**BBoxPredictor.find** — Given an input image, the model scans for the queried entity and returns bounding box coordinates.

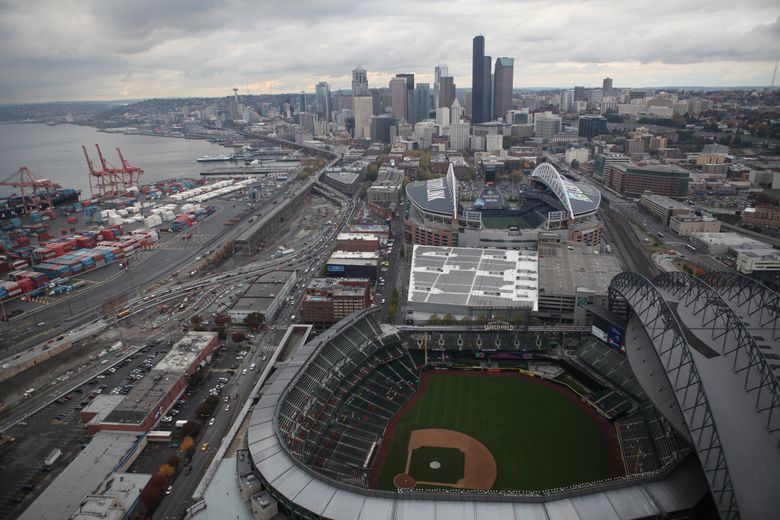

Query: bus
[686,244,696,252]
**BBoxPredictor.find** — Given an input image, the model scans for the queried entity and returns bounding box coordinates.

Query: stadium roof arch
[530,162,600,219]
[609,271,780,520]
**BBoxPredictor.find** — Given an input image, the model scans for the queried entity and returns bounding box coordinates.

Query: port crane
[0,166,61,214]
[83,145,121,199]
[116,147,143,191]
[83,144,143,198]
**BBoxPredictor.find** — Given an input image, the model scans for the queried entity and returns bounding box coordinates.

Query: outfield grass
[408,446,465,484]
[376,373,614,491]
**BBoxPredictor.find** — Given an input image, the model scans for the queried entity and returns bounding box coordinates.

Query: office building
[449,122,471,150]
[593,152,630,181]
[298,92,306,113]
[434,64,448,108]
[493,57,514,120]
[352,65,369,96]
[450,98,465,123]
[578,115,607,139]
[574,86,587,102]
[485,133,503,152]
[472,35,491,123]
[415,82,431,122]
[602,77,613,93]
[369,87,383,115]
[326,251,380,280]
[736,249,780,275]
[436,107,450,127]
[353,96,373,139]
[690,232,770,255]
[533,112,562,139]
[669,214,721,236]
[565,146,589,165]
[366,168,404,205]
[439,76,456,109]
[639,194,693,225]
[301,278,372,326]
[605,162,690,199]
[336,233,380,252]
[315,81,331,121]
[370,114,394,143]
[389,77,407,120]
[396,73,416,123]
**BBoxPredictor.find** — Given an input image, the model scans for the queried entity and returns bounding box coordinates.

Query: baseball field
[373,371,622,491]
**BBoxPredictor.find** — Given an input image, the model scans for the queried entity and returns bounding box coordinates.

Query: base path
[403,428,497,489]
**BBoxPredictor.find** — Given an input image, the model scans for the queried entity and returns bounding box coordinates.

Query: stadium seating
[578,338,647,400]
[277,313,423,487]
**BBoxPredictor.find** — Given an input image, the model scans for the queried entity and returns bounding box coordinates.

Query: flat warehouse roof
[537,244,622,297]
[409,245,538,311]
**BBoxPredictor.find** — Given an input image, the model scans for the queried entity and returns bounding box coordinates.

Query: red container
[16,236,30,247]
[67,217,78,224]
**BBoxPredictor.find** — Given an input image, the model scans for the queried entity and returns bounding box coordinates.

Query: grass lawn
[376,373,614,491]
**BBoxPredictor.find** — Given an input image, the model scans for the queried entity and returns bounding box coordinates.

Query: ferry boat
[196,154,234,162]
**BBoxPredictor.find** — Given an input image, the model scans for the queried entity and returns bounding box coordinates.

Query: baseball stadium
[245,304,741,519]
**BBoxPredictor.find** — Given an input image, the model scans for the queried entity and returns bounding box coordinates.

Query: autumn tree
[158,464,176,478]
[180,436,195,452]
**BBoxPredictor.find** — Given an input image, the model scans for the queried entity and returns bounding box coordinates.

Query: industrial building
[86,332,218,433]
[301,278,372,326]
[690,232,770,255]
[536,244,623,324]
[407,245,538,322]
[228,270,296,322]
[347,223,390,238]
[336,233,380,253]
[325,251,380,279]
[19,432,149,520]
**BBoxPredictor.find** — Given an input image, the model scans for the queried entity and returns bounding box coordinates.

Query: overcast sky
[0,0,778,104]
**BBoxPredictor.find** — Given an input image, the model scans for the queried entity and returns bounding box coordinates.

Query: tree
[570,159,580,169]
[181,420,202,439]
[231,331,245,343]
[428,313,440,325]
[190,315,202,326]
[243,312,265,329]
[180,436,195,452]
[196,396,219,418]
[158,464,176,478]
[166,455,181,468]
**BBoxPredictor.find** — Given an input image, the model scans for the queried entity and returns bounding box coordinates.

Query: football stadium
[404,162,604,249]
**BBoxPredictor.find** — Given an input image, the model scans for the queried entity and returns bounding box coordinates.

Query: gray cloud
[0,0,778,103]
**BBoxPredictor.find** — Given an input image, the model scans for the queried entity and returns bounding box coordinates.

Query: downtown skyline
[0,0,778,104]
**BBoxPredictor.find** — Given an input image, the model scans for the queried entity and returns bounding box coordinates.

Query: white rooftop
[409,245,538,311]
[155,331,217,372]
[692,232,769,248]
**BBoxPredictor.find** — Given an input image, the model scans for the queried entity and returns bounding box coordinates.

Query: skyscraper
[299,91,307,113]
[439,76,456,109]
[315,81,331,121]
[578,115,608,139]
[483,56,492,120]
[353,96,373,139]
[415,83,431,122]
[352,66,369,97]
[396,73,415,123]
[492,57,514,120]
[472,35,487,123]
[602,77,613,93]
[389,77,407,120]
[434,64,448,108]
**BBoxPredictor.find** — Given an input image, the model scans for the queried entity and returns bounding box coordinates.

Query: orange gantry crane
[82,144,143,199]
[0,166,61,213]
